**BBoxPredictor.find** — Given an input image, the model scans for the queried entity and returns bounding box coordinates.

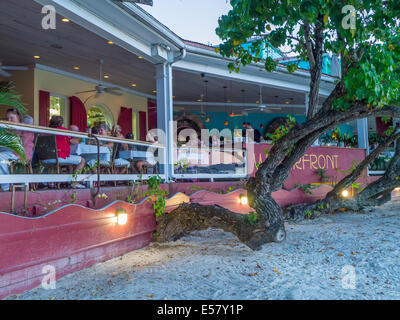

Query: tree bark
[155,202,285,251]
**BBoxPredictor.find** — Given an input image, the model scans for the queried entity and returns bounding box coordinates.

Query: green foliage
[248,211,258,225]
[304,210,312,218]
[0,84,27,115]
[294,183,318,195]
[217,1,400,112]
[316,169,331,183]
[0,128,26,162]
[142,175,167,217]
[0,85,27,162]
[265,115,296,144]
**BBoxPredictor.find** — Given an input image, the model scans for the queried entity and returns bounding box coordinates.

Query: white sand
[7,201,400,300]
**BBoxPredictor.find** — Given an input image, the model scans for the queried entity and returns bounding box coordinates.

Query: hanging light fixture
[260,124,264,129]
[229,82,235,117]
[202,80,209,122]
[223,85,228,125]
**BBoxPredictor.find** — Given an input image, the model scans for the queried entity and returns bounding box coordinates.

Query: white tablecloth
[70,144,111,162]
[119,150,149,160]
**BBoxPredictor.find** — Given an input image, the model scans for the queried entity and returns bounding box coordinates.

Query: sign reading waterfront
[248,144,367,189]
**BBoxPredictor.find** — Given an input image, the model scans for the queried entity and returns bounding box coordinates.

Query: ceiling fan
[0,61,28,78]
[243,86,281,113]
[76,59,123,100]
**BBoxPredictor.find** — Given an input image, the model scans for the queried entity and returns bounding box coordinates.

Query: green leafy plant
[294,183,318,195]
[142,175,167,217]
[248,211,258,225]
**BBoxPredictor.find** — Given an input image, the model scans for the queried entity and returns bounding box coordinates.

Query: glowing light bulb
[239,194,248,205]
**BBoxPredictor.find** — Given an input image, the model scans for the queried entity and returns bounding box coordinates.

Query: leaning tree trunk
[156,199,286,251]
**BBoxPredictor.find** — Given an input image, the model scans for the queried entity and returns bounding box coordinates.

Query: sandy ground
[7,201,400,300]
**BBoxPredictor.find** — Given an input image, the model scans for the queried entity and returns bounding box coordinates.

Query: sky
[138,0,232,46]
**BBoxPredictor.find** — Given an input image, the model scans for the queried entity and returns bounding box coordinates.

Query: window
[49,95,66,120]
[87,104,113,130]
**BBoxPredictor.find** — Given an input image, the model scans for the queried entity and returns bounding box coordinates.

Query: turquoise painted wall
[175,111,353,137]
[191,112,306,134]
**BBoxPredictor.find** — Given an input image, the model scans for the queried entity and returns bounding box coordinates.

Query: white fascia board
[119,2,186,50]
[185,44,338,83]
[174,56,333,97]
[33,0,167,63]
[182,45,336,96]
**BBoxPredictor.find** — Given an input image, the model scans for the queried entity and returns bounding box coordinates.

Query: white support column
[305,93,309,117]
[156,62,174,180]
[357,118,369,155]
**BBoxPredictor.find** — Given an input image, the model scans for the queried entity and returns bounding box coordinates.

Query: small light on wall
[342,190,350,198]
[205,116,210,123]
[115,207,128,225]
[395,187,400,191]
[224,120,228,125]
[239,194,248,205]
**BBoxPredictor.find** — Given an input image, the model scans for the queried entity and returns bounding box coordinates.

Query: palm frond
[0,129,26,163]
[0,83,27,115]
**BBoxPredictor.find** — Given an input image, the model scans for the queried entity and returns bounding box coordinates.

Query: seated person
[134,132,158,174]
[111,125,129,173]
[6,109,35,162]
[87,123,130,170]
[68,124,83,145]
[111,125,128,152]
[44,116,86,178]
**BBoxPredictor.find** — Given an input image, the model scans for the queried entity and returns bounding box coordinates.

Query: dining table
[70,143,111,162]
[119,150,149,160]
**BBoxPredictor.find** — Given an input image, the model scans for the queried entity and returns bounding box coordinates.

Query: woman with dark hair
[6,109,35,161]
[45,116,86,182]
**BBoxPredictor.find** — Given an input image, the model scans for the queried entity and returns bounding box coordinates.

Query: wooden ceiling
[0,0,307,113]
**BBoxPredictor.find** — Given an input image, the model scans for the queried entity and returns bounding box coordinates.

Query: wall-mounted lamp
[113,207,128,225]
[239,194,248,205]
[341,190,350,198]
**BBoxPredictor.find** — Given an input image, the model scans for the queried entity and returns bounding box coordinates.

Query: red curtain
[69,96,87,132]
[117,107,132,138]
[139,111,147,141]
[148,100,157,131]
[376,117,393,138]
[39,90,50,127]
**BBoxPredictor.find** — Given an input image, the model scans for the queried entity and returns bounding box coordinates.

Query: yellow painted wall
[0,68,35,120]
[34,68,148,133]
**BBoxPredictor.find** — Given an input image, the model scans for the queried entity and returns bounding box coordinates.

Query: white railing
[0,122,249,185]
[0,121,167,186]
[172,147,248,181]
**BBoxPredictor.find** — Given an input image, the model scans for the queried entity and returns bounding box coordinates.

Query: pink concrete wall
[0,200,155,299]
